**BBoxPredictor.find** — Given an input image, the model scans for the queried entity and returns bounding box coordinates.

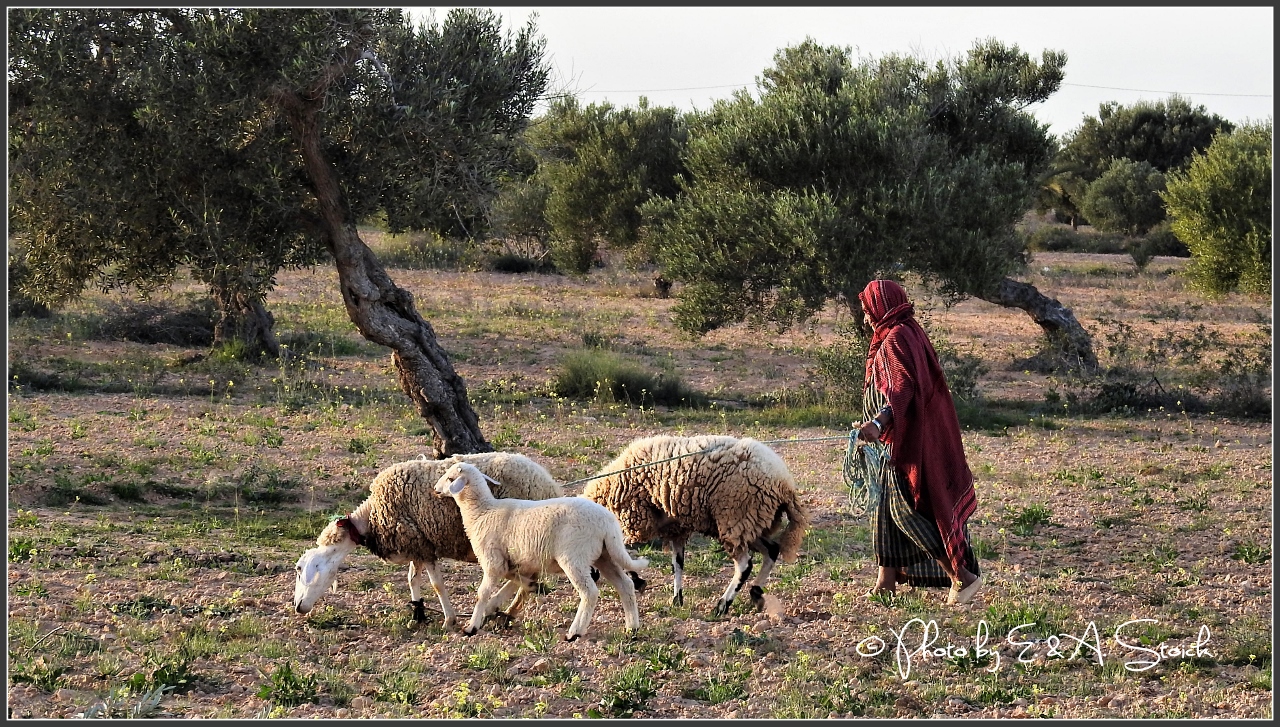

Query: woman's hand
[857,419,882,444]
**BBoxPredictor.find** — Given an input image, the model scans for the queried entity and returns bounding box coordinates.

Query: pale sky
[407,6,1275,139]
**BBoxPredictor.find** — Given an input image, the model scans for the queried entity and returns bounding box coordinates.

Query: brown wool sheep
[583,434,809,616]
[293,452,562,629]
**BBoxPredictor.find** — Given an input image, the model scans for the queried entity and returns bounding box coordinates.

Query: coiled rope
[842,428,889,518]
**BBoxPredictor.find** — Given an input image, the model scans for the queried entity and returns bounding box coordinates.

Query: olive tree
[1080,158,1167,236]
[9,8,550,455]
[645,38,1098,367]
[528,97,690,273]
[1162,121,1272,295]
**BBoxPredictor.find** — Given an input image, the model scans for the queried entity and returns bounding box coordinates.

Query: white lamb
[435,461,649,641]
[583,434,809,617]
[292,452,562,629]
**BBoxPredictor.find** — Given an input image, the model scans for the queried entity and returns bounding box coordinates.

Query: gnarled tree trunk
[209,271,280,360]
[978,277,1097,370]
[275,68,490,458]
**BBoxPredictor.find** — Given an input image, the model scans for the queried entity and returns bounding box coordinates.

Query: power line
[565,81,1271,98]
[1061,82,1271,98]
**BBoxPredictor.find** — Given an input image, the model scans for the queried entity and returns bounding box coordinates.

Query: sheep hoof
[565,633,580,643]
[410,599,427,623]
[628,571,647,593]
[462,626,478,637]
[671,592,683,607]
[712,600,731,617]
[749,586,765,610]
[444,617,457,630]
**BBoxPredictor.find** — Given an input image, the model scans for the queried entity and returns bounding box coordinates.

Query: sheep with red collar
[435,461,649,641]
[292,452,562,629]
[583,434,809,617]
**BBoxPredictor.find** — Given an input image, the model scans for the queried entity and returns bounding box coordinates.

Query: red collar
[335,515,366,547]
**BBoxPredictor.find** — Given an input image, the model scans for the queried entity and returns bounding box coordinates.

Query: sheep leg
[747,538,782,611]
[495,574,538,625]
[410,560,455,628]
[596,560,641,632]
[712,550,754,617]
[465,572,505,636]
[561,562,600,642]
[484,578,525,629]
[670,543,686,607]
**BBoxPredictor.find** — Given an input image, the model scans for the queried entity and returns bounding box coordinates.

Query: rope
[842,428,889,519]
[562,434,856,490]
[561,444,728,489]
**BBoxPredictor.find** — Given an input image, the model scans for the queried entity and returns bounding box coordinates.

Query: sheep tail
[604,529,649,573]
[776,490,810,564]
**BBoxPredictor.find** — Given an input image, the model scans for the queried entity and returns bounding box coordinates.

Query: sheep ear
[448,477,467,496]
[482,473,501,487]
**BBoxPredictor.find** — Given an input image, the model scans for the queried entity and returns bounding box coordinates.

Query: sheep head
[292,521,358,615]
[434,461,500,500]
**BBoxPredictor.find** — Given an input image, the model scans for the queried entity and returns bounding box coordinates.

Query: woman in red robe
[856,279,982,605]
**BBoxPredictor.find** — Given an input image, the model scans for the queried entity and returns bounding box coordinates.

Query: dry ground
[6,248,1273,719]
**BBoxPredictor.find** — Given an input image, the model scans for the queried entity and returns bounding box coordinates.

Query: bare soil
[6,250,1272,719]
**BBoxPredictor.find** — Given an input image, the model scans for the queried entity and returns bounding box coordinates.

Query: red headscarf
[858,279,977,576]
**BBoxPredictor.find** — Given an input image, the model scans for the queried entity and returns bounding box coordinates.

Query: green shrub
[257,661,319,708]
[1024,225,1127,254]
[591,662,658,718]
[1140,222,1190,257]
[553,349,707,408]
[365,230,481,271]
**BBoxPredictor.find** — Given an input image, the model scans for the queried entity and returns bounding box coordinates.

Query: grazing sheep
[583,434,809,616]
[435,461,649,641]
[292,452,562,629]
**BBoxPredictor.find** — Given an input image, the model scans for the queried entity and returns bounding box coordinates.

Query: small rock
[335,709,350,718]
[528,657,552,675]
[1013,698,1029,707]
[1039,696,1056,705]
[754,618,771,633]
[1096,695,1112,707]
[686,653,711,669]
[350,696,371,710]
[54,688,78,702]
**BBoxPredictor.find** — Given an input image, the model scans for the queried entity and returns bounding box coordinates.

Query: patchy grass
[5,252,1270,719]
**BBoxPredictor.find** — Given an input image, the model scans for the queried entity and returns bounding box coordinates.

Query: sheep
[582,434,809,617]
[292,452,562,629]
[435,461,650,641]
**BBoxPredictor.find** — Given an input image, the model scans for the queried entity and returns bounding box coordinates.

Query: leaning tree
[644,38,1098,368]
[9,8,550,456]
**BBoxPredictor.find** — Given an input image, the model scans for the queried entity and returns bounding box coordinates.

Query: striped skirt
[863,381,979,588]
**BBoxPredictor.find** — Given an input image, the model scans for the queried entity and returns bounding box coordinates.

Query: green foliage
[1023,225,1127,254]
[256,661,319,708]
[1057,96,1233,180]
[806,322,867,407]
[1162,121,1272,295]
[530,97,691,274]
[1081,158,1167,236]
[9,8,549,354]
[1232,541,1270,565]
[646,38,1064,335]
[552,348,708,408]
[591,662,658,718]
[487,160,555,269]
[1005,503,1053,536]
